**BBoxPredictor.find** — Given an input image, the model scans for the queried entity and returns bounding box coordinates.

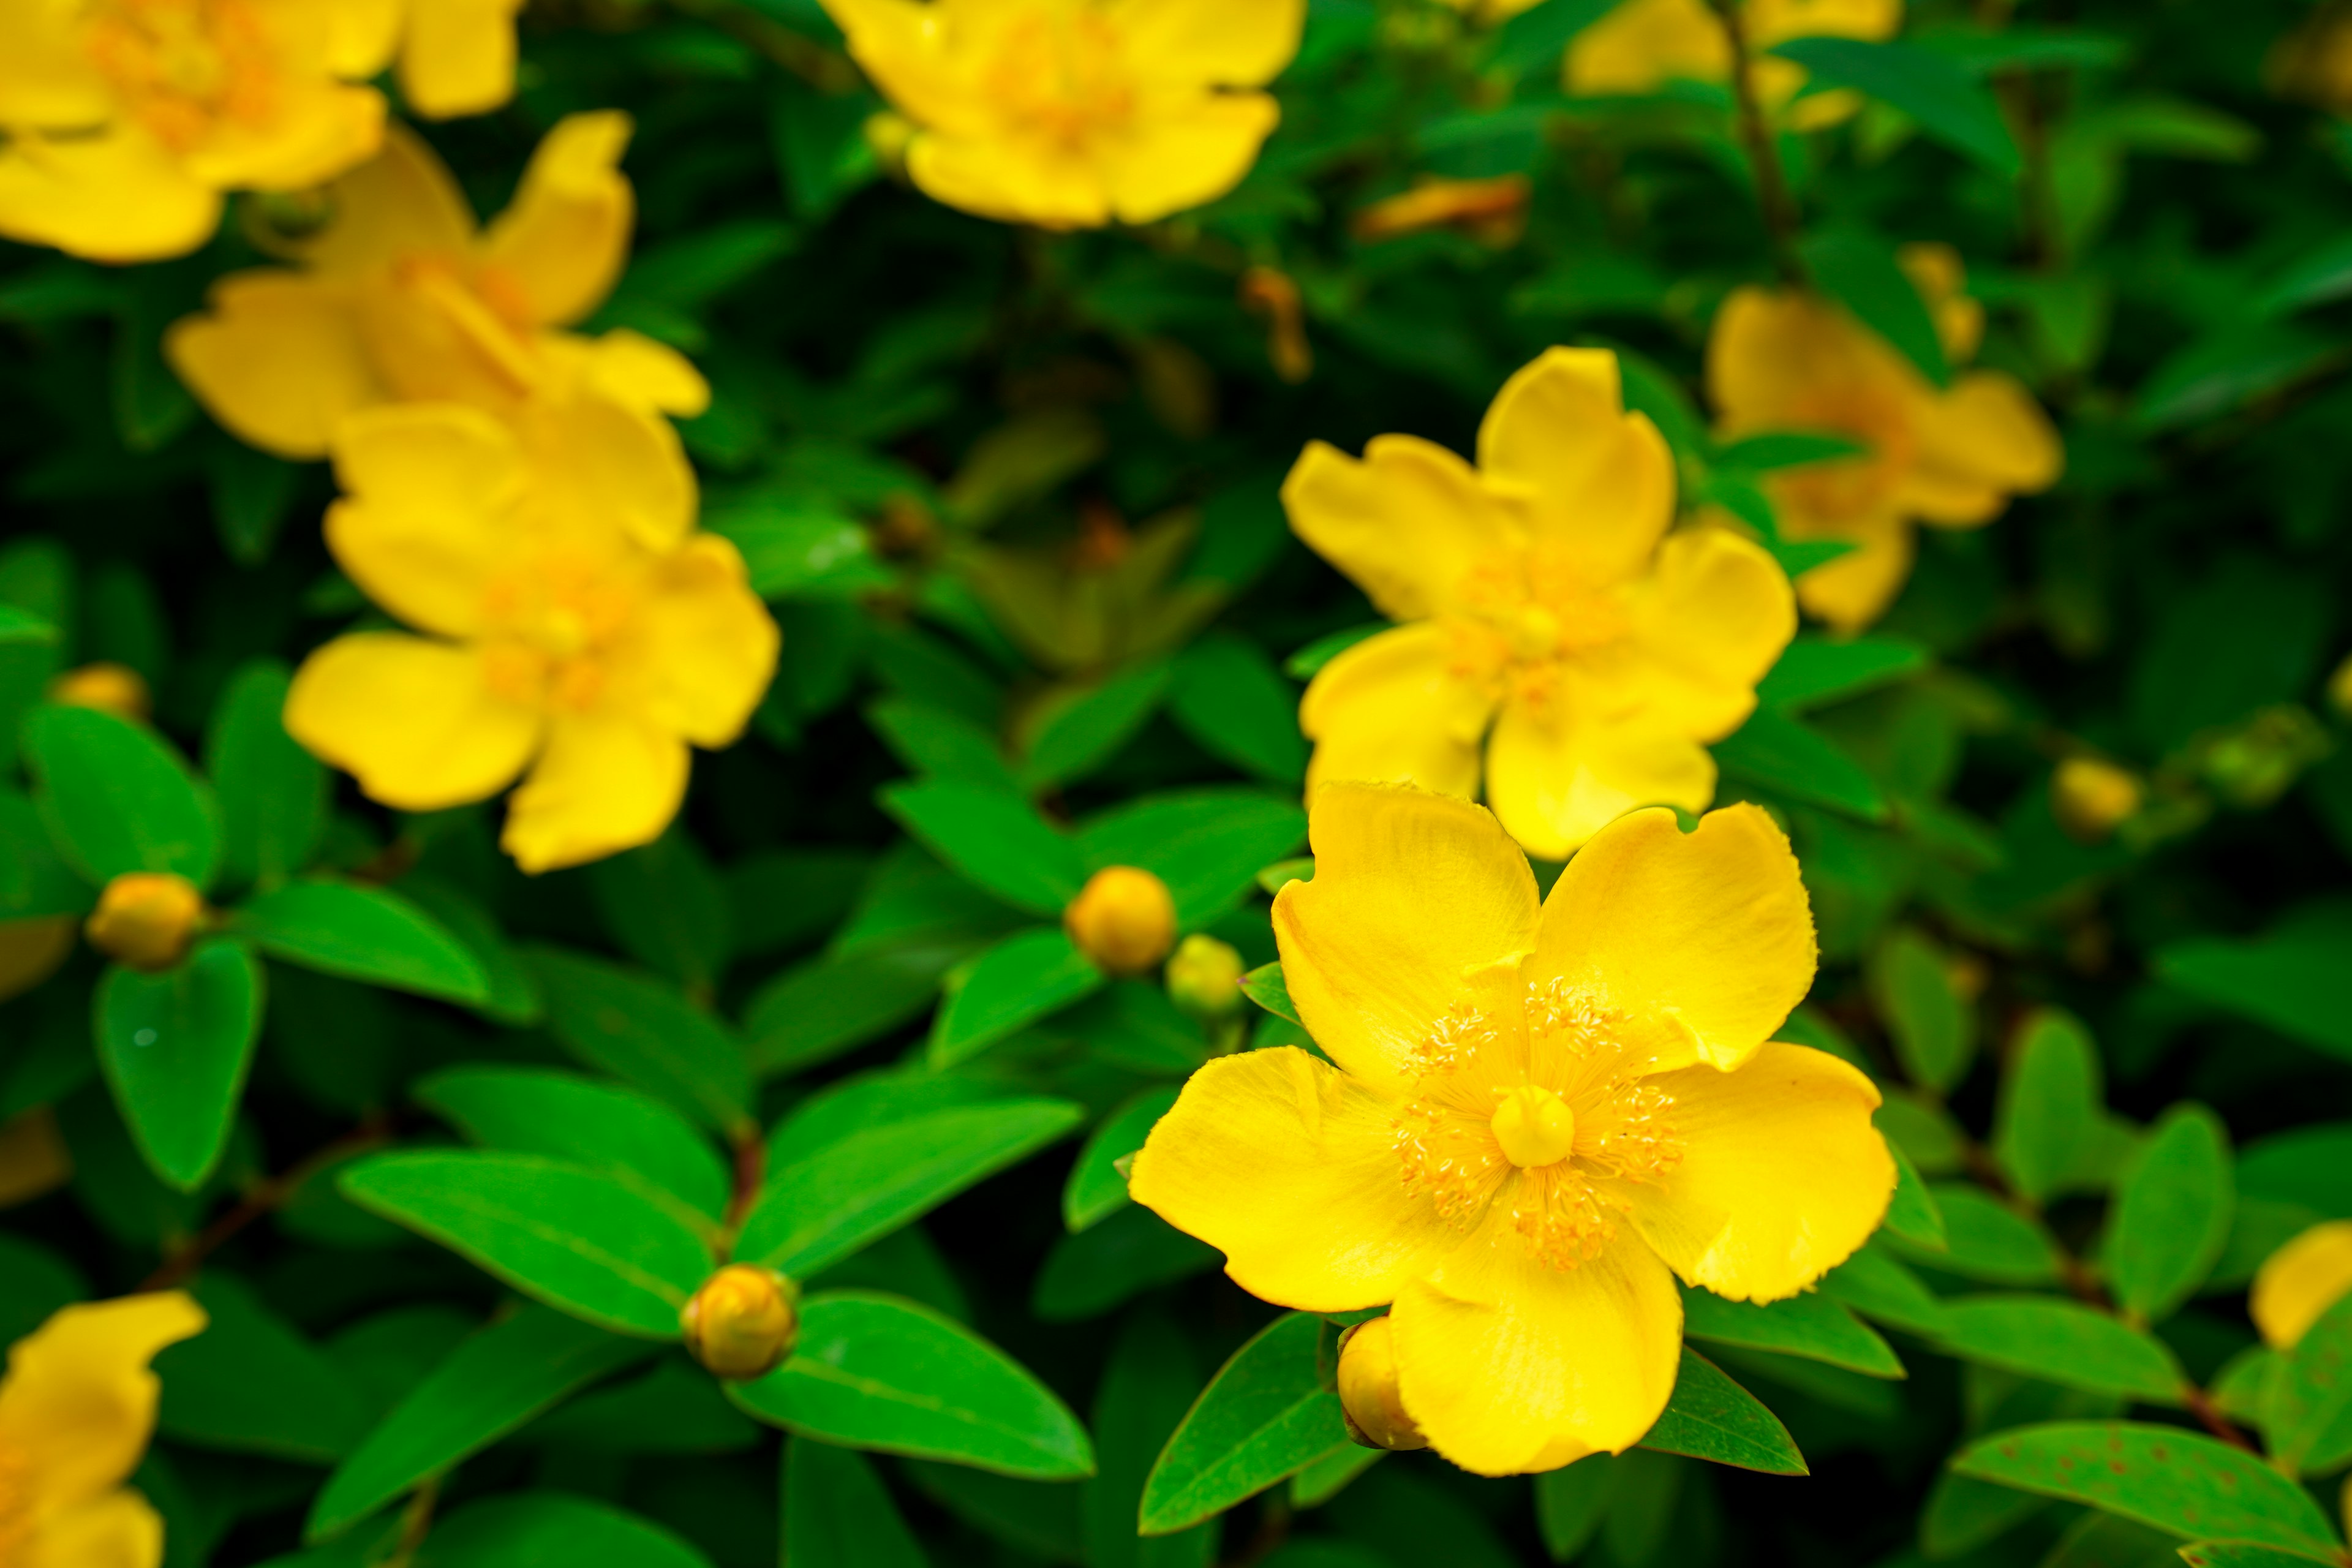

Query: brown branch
[140,1119,392,1292]
[2182,1384,2257,1454]
[722,1124,769,1247]
[1706,0,1806,285]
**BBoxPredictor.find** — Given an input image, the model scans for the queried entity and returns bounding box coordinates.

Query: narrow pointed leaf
[1949,1422,2337,1553]
[1140,1311,1349,1536]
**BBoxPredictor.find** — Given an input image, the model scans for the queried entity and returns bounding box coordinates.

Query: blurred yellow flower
[0,1291,207,1567]
[1566,0,1899,129]
[0,918,77,1005]
[2267,3,2352,115]
[1285,347,1795,861]
[1351,175,1529,246]
[167,112,706,461]
[2253,1220,2352,1350]
[1132,786,1891,1475]
[1706,245,2062,633]
[48,662,152,722]
[0,1108,72,1209]
[0,0,386,262]
[336,0,527,121]
[285,396,778,873]
[821,0,1304,228]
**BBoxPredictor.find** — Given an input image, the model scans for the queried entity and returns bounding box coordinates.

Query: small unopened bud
[2050,757,2141,845]
[85,873,206,973]
[864,111,916,179]
[681,1265,799,1380]
[1238,268,1313,385]
[49,663,152,723]
[1165,933,1245,1021]
[1336,1316,1427,1452]
[2199,705,2331,810]
[1351,175,1531,247]
[2329,652,2352,720]
[1064,866,1177,976]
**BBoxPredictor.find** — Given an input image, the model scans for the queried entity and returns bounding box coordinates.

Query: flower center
[1490,1084,1576,1167]
[84,0,275,151]
[1444,549,1631,712]
[986,7,1135,147]
[479,557,639,711]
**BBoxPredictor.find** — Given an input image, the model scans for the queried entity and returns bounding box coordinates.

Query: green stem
[1706,0,1806,285]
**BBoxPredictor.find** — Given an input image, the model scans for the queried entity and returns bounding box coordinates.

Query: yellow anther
[1491,1085,1577,1169]
[1509,605,1560,662]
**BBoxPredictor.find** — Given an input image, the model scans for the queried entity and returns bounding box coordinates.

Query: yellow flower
[820,0,1304,228]
[0,0,386,262]
[0,1291,207,1567]
[48,663,152,722]
[334,0,526,121]
[1705,246,2062,633]
[284,395,779,873]
[1130,785,1892,1474]
[166,112,707,461]
[2049,756,2141,845]
[1063,865,1178,975]
[681,1265,801,1381]
[2252,1221,2352,1351]
[1285,348,1795,861]
[85,872,208,973]
[1351,175,1529,247]
[1566,0,1901,130]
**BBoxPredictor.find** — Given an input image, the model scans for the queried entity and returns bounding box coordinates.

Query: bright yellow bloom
[1706,246,2062,633]
[334,0,526,121]
[1132,786,1891,1474]
[1566,0,1901,130]
[167,112,706,461]
[0,0,385,262]
[284,396,778,873]
[820,0,1304,228]
[2253,1221,2352,1350]
[1286,348,1795,861]
[0,1292,206,1567]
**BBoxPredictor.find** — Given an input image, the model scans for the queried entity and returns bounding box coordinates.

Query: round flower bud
[681,1265,800,1381]
[2050,757,2141,845]
[2330,652,2352,720]
[48,662,153,723]
[1335,1316,1427,1452]
[84,873,206,973]
[1164,933,1245,1021]
[1063,866,1177,976]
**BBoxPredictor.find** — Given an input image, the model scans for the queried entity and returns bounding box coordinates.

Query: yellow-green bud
[1164,933,1244,1020]
[2050,757,2141,845]
[681,1265,799,1381]
[49,662,152,723]
[1335,1316,1427,1452]
[85,873,206,973]
[1063,866,1177,977]
[2199,705,2331,809]
[2329,652,2352,720]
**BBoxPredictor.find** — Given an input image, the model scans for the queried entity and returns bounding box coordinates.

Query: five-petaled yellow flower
[1133,785,1893,1474]
[167,111,706,461]
[1706,245,2063,633]
[1567,0,1900,129]
[1285,347,1795,861]
[0,0,386,262]
[285,395,779,873]
[821,0,1305,228]
[0,1291,206,1567]
[337,0,527,121]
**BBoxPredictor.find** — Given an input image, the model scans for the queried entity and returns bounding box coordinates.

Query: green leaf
[1140,1311,1349,1536]
[1291,1445,1382,1510]
[2178,1546,2346,1568]
[529,946,753,1134]
[1064,1086,1178,1232]
[413,1494,716,1568]
[731,1290,1095,1479]
[2267,1292,2352,1476]
[2157,913,2352,1063]
[1714,708,1887,822]
[1871,926,1975,1093]
[339,1150,714,1338]
[414,1066,731,1224]
[23,703,220,888]
[1167,633,1306,785]
[1490,0,1622,74]
[307,1308,657,1540]
[1087,1313,1216,1568]
[96,938,264,1191]
[1755,635,1928,713]
[1078,788,1307,930]
[1992,1009,2105,1205]
[784,1436,930,1568]
[867,698,1025,796]
[737,1096,1083,1277]
[881,781,1086,916]
[203,660,325,890]
[2131,325,2348,433]
[1056,981,1209,1074]
[2108,1104,2234,1324]
[1934,1297,2187,1403]
[0,604,56,644]
[929,927,1106,1066]
[1284,625,1381,680]
[1240,961,1301,1025]
[1679,1288,1904,1378]
[393,875,542,1027]
[1033,1204,1220,1322]
[1714,431,1875,473]
[236,880,491,1006]
[1021,663,1172,790]
[1883,1143,1948,1251]
[746,942,972,1079]
[1819,1243,1950,1337]
[0,787,90,919]
[1889,1184,2062,1284]
[706,507,887,599]
[1800,229,1951,385]
[1636,1348,1807,1476]
[1534,1458,1613,1561]
[1948,1422,2339,1554]
[1771,36,2023,175]
[156,1273,372,1464]
[586,832,736,995]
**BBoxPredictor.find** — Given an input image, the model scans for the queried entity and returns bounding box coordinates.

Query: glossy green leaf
[731,1291,1095,1479]
[1932,1298,2186,1403]
[1088,1313,1216,1568]
[1772,36,2023,174]
[155,1273,371,1464]
[1680,1287,1904,1378]
[415,1066,731,1223]
[1076,788,1306,930]
[1714,708,1887,822]
[880,780,1086,916]
[204,660,325,891]
[96,937,264,1191]
[1140,1311,1348,1536]
[2157,911,2352,1063]
[338,1150,714,1338]
[529,946,753,1134]
[1167,633,1306,785]
[1801,228,1951,385]
[2269,1291,2352,1475]
[1636,1348,1807,1476]
[413,1494,715,1568]
[1818,1243,1950,1337]
[929,927,1105,1066]
[785,1436,930,1568]
[586,832,736,994]
[23,703,219,888]
[1890,1185,2062,1284]
[1240,961,1301,1025]
[2107,1103,2234,1324]
[1992,1009,2105,1205]
[1534,1458,1613,1561]
[1755,634,1928,713]
[0,604,56,644]
[1032,1204,1219,1322]
[236,880,491,1005]
[1022,663,1172,789]
[1063,1085,1178,1232]
[868,697,1025,796]
[745,942,974,1079]
[2177,1544,2345,1567]
[1871,927,1975,1093]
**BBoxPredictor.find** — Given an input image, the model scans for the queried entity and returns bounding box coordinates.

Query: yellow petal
[285,633,543,810]
[0,0,110,127]
[1777,505,1913,634]
[1623,526,1795,736]
[517,393,697,556]
[1565,0,1727,96]
[281,121,477,276]
[399,0,526,119]
[1300,622,1494,803]
[2253,1221,2352,1350]
[503,710,690,873]
[1101,93,1282,225]
[1389,1206,1683,1474]
[181,80,386,192]
[1110,0,1305,86]
[1618,1042,1893,1302]
[1483,703,1716,862]
[28,1489,164,1568]
[328,405,524,636]
[0,1107,72,1209]
[826,0,993,138]
[1128,1047,1457,1311]
[1529,804,1815,1072]
[1900,370,2064,526]
[624,535,781,747]
[1706,285,1905,436]
[327,0,404,77]
[165,274,378,461]
[1282,435,1519,623]
[1476,349,1675,586]
[907,133,1112,228]
[0,1294,206,1510]
[565,329,714,418]
[0,130,221,263]
[480,111,635,327]
[1274,783,1540,1099]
